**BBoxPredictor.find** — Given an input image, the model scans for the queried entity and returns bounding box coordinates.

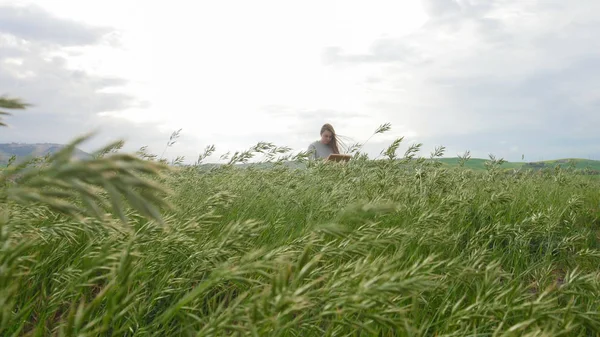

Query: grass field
[1,135,599,336]
[1,100,600,336]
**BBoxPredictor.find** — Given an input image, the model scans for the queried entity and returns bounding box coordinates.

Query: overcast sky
[1,0,599,162]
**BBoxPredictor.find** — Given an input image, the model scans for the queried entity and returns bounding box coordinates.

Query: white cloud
[323,0,600,159]
[1,0,600,162]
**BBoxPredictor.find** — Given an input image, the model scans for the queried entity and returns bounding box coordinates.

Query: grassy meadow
[1,98,600,336]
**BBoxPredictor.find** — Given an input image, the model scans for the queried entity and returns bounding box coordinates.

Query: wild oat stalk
[0,133,173,225]
[136,145,158,161]
[0,99,173,226]
[0,96,30,127]
[349,122,393,157]
[381,136,404,160]
[160,128,182,160]
[92,140,125,159]
[458,149,471,167]
[196,144,216,166]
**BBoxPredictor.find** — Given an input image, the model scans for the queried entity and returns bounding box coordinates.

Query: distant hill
[0,143,91,165]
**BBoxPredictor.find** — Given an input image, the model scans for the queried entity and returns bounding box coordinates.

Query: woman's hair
[321,123,340,154]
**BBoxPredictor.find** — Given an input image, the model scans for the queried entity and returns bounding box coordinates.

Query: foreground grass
[1,99,599,336]
[1,150,599,336]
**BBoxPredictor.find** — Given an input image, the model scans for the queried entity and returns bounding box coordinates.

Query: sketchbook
[326,154,352,162]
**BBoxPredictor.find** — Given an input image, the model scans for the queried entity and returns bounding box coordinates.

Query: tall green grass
[1,97,599,336]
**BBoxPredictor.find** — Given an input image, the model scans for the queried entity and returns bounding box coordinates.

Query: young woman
[307,123,341,159]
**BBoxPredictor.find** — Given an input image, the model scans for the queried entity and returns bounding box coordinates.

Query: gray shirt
[307,141,333,159]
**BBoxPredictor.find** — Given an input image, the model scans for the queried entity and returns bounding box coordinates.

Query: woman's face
[320,130,333,144]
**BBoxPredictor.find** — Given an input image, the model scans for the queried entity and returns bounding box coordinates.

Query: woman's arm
[307,144,317,159]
